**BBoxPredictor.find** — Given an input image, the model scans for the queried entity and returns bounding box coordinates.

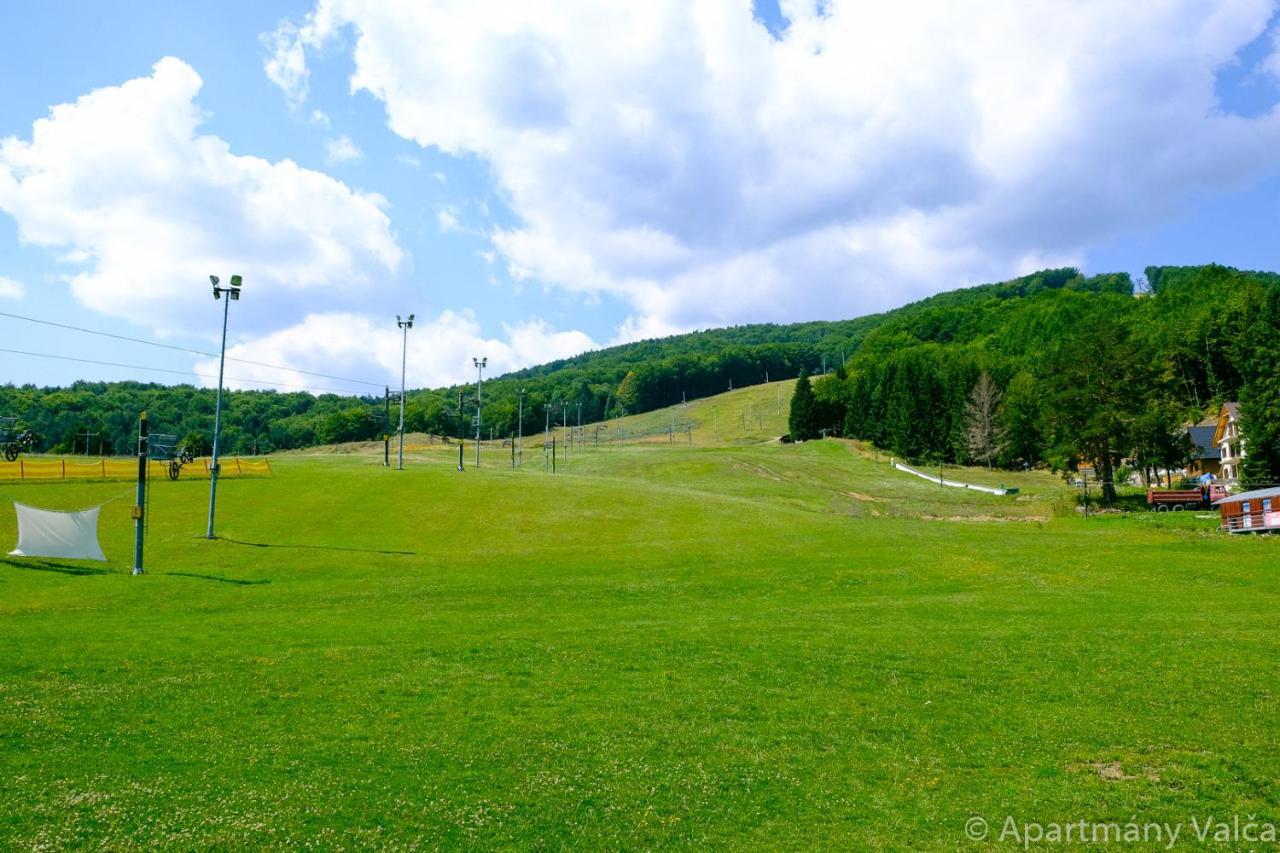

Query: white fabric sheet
[8,502,108,562]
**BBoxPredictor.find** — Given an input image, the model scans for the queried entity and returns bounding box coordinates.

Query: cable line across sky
[0,310,385,389]
[0,346,380,396]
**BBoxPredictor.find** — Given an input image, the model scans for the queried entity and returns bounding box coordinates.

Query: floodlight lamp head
[229,289,240,301]
[213,287,221,300]
[230,274,243,288]
[210,275,220,286]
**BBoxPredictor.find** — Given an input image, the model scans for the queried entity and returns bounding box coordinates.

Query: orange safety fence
[0,457,272,482]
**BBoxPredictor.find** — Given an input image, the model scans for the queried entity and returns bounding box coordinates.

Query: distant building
[1185,416,1221,480]
[1214,486,1280,533]
[1213,403,1245,482]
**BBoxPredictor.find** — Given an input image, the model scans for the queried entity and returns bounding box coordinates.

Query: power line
[0,346,375,396]
[0,310,383,388]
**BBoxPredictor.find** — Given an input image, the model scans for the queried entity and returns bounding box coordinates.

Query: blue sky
[1,1,1278,393]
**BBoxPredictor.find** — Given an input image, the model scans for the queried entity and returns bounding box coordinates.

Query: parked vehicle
[1147,484,1228,511]
[1,417,37,462]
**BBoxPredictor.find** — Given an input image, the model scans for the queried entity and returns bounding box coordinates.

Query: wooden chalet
[1214,486,1280,534]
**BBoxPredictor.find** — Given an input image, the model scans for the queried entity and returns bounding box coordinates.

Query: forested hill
[805,263,1280,497]
[2,264,1277,470]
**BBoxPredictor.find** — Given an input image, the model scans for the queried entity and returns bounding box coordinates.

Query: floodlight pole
[473,357,486,467]
[133,411,148,575]
[397,314,414,470]
[206,274,241,540]
[517,388,525,468]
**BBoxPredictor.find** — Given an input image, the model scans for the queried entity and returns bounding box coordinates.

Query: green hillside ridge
[4,263,1279,490]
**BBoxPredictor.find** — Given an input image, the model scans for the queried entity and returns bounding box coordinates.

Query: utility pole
[77,430,98,456]
[206,274,241,540]
[132,411,148,575]
[562,402,568,460]
[473,357,486,467]
[396,314,414,471]
[383,386,391,467]
[517,388,525,467]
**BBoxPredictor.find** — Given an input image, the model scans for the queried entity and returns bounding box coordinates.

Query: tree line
[5,263,1277,498]
[786,264,1280,502]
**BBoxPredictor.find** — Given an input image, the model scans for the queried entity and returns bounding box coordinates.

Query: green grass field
[1,403,1278,847]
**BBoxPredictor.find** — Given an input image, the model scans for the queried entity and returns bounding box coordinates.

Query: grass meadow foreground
[1,429,1278,847]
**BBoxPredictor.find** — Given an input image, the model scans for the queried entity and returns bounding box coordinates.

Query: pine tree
[1240,288,1280,487]
[965,372,1004,467]
[998,371,1042,468]
[788,371,818,441]
[1042,298,1148,503]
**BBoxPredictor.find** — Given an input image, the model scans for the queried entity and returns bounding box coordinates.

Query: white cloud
[436,207,460,233]
[262,21,312,109]
[0,276,24,300]
[324,134,363,165]
[395,153,420,168]
[194,310,597,392]
[1265,23,1280,80]
[0,58,401,338]
[266,1,1280,337]
[310,109,331,127]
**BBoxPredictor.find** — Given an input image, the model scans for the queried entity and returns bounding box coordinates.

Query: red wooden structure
[1214,487,1280,533]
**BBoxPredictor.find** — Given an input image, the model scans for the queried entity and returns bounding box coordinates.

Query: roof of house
[1213,402,1241,446]
[1214,486,1280,505]
[1187,425,1221,460]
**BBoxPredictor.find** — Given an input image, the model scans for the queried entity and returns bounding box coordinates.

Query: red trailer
[1147,484,1227,511]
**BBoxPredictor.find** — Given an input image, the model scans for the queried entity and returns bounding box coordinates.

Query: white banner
[8,502,108,562]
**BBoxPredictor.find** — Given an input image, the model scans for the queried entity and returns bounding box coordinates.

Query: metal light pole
[473,356,486,467]
[397,314,414,470]
[206,274,241,540]
[133,411,148,573]
[517,388,525,467]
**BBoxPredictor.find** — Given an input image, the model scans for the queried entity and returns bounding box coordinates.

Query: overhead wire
[0,310,384,389]
[0,347,378,396]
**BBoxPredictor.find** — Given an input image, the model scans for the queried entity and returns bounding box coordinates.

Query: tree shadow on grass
[164,571,270,586]
[212,535,418,556]
[0,557,113,576]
